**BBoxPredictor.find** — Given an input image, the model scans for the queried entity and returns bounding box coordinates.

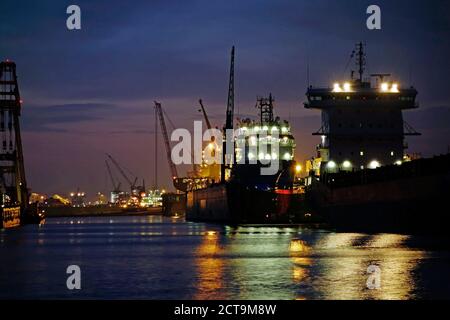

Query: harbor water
[1,216,450,300]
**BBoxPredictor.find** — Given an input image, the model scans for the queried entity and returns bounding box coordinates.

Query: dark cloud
[22,103,118,132]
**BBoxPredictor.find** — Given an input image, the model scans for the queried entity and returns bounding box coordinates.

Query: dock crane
[106,153,138,192]
[198,99,212,130]
[154,101,179,182]
[221,46,235,182]
[105,159,121,193]
[154,101,205,192]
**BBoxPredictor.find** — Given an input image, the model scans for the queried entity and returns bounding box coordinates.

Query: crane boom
[198,99,212,130]
[225,46,235,131]
[106,153,135,188]
[154,101,178,180]
[221,46,235,182]
[105,159,121,191]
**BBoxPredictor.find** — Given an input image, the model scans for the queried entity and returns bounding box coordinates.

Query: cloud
[22,103,118,132]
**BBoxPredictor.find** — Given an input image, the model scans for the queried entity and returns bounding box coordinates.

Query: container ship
[186,47,300,224]
[304,42,450,234]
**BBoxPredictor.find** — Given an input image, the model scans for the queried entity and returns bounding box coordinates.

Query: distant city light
[342,160,352,169]
[369,160,381,169]
[395,160,402,165]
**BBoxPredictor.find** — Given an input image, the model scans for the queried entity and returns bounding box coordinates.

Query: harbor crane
[154,102,178,181]
[106,153,138,192]
[198,99,212,130]
[221,46,235,182]
[105,159,121,194]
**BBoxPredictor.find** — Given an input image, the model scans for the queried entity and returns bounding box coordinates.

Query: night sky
[1,0,449,198]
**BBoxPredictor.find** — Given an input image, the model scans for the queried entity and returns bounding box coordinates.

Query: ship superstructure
[232,95,296,191]
[186,48,299,224]
[305,43,420,175]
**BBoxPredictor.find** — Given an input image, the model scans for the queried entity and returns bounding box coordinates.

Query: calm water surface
[1,215,450,299]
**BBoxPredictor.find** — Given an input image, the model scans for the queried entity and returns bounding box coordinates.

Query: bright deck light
[381,82,389,92]
[327,161,336,169]
[333,83,342,92]
[343,82,351,92]
[295,164,302,173]
[391,83,399,93]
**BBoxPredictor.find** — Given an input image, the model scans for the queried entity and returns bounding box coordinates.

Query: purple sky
[1,0,450,198]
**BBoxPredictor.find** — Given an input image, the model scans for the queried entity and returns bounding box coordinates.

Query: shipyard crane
[198,99,212,130]
[105,159,121,193]
[106,153,138,191]
[221,46,235,182]
[154,101,178,181]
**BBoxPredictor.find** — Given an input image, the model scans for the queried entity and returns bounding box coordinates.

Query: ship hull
[186,183,293,224]
[307,155,450,234]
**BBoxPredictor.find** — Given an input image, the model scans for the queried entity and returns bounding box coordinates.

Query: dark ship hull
[186,182,293,224]
[306,154,450,234]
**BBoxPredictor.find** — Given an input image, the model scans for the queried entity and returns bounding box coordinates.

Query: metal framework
[0,60,28,211]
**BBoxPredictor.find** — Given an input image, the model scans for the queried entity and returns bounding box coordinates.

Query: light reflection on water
[1,216,449,299]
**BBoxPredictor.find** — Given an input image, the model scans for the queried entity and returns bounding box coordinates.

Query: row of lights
[248,152,292,161]
[70,192,85,197]
[333,82,352,93]
[380,82,399,93]
[241,126,290,134]
[332,82,400,93]
[326,159,402,170]
[248,135,291,146]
